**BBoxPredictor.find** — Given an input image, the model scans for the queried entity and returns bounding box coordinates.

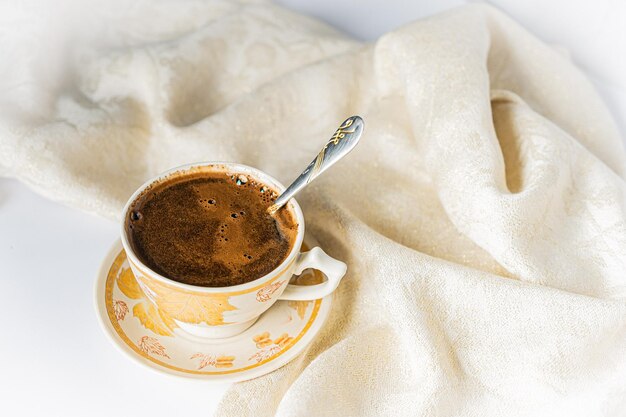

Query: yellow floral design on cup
[136,272,237,326]
[116,267,178,336]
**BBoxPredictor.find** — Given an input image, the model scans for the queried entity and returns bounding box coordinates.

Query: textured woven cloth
[1,1,625,416]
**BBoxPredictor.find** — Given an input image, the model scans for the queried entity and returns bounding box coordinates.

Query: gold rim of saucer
[94,239,332,382]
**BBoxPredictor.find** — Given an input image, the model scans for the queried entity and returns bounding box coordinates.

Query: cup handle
[277,247,347,301]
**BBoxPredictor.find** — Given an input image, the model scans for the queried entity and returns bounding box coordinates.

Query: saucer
[94,239,332,382]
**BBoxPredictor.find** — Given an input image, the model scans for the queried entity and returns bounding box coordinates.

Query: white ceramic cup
[120,162,347,339]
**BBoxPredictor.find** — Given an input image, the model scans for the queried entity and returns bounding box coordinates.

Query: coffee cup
[120,162,346,339]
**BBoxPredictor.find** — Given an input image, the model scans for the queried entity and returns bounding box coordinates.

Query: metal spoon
[268,115,364,214]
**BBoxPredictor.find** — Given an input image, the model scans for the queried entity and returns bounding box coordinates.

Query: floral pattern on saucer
[96,240,331,381]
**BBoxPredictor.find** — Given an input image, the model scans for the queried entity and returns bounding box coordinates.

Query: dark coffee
[126,169,298,287]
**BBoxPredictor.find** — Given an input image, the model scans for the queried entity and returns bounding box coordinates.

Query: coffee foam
[126,168,298,287]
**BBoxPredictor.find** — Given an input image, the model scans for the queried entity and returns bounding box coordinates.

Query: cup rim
[119,161,305,293]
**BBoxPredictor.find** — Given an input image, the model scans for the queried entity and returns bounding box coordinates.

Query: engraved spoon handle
[269,115,364,214]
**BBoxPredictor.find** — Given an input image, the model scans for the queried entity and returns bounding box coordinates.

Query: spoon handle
[270,116,364,213]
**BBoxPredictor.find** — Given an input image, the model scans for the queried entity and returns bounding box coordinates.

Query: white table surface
[1,1,624,416]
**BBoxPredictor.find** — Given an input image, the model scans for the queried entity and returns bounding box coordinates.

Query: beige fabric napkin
[2,1,626,416]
